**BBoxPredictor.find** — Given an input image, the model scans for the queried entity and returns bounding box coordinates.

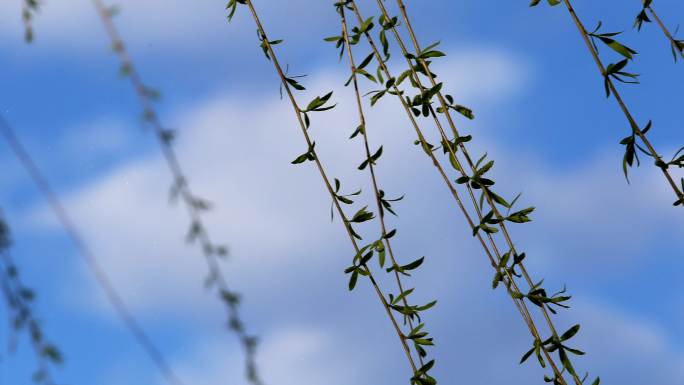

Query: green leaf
[506,207,535,223]
[305,91,335,112]
[418,41,444,59]
[453,104,475,119]
[416,300,437,311]
[285,76,306,91]
[559,347,576,375]
[391,288,415,305]
[402,256,425,271]
[601,37,638,60]
[560,324,580,341]
[350,206,375,223]
[350,124,365,139]
[520,346,535,364]
[348,270,359,291]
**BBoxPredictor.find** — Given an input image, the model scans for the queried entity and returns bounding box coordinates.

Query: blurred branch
[90,1,264,383]
[0,114,185,385]
[0,212,62,385]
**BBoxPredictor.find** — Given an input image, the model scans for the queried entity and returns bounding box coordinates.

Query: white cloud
[0,0,333,52]
[169,327,355,385]
[571,299,684,383]
[21,48,527,320]
[61,117,133,159]
[495,150,684,276]
[139,319,437,385]
[434,47,530,103]
[0,0,218,48]
[20,47,684,385]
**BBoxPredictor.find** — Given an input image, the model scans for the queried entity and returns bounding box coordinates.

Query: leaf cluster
[22,0,39,42]
[530,0,684,205]
[342,1,603,383]
[633,1,684,61]
[0,214,62,385]
[101,4,264,384]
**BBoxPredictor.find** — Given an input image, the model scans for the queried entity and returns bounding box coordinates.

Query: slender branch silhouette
[226,1,450,382]
[89,1,265,383]
[648,6,684,61]
[0,212,62,385]
[634,1,684,61]
[349,2,569,380]
[336,2,430,370]
[21,0,39,42]
[534,0,684,208]
[381,1,593,383]
[0,113,185,385]
[336,1,598,383]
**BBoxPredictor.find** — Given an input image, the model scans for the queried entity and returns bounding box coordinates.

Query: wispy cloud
[0,0,334,52]
[20,47,684,385]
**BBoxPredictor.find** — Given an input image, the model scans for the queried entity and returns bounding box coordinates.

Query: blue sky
[1,0,683,384]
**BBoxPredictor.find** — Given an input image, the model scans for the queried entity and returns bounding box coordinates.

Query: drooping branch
[334,1,597,383]
[0,212,62,385]
[532,0,684,208]
[634,0,684,61]
[0,114,185,385]
[383,1,596,383]
[21,0,39,42]
[334,2,434,372]
[225,1,450,382]
[90,1,265,384]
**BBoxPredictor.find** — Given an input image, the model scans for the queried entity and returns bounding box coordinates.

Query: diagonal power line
[0,113,186,385]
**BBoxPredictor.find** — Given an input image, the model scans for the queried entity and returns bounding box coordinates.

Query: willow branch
[561,0,684,206]
[21,0,39,42]
[0,216,61,385]
[239,0,425,377]
[351,1,588,383]
[339,5,426,368]
[647,5,684,61]
[380,1,590,383]
[0,114,185,385]
[346,2,569,382]
[89,1,265,383]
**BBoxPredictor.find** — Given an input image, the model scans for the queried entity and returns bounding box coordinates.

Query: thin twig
[0,114,185,385]
[240,0,423,377]
[647,5,684,61]
[380,1,589,383]
[89,1,264,383]
[21,0,39,42]
[339,5,426,368]
[349,1,575,382]
[561,0,684,207]
[0,216,61,385]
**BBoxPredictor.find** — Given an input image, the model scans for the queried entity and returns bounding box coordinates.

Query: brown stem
[91,1,264,384]
[0,114,184,385]
[647,5,684,61]
[0,251,57,385]
[348,2,567,382]
[339,6,427,368]
[562,0,684,206]
[242,0,420,376]
[384,1,585,382]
